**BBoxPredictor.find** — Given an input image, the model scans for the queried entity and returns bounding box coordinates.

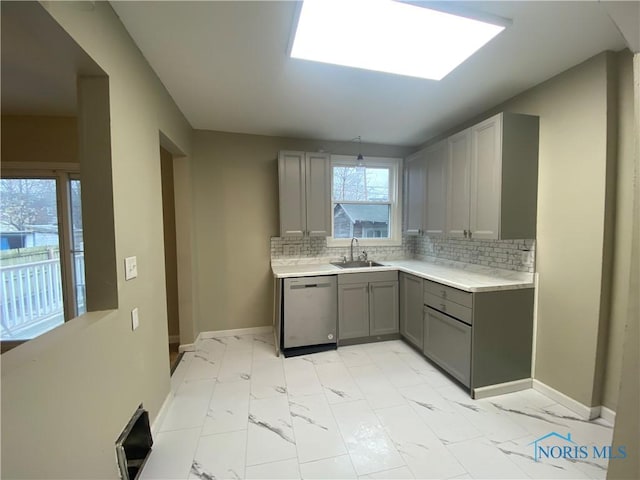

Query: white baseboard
[599,406,616,425]
[168,335,180,344]
[198,326,273,338]
[151,391,173,438]
[532,379,600,420]
[178,327,273,352]
[473,378,532,399]
[178,343,195,352]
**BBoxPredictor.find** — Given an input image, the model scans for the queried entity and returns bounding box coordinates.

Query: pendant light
[355,136,364,165]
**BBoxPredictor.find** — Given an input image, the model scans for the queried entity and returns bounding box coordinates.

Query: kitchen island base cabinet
[423,307,471,387]
[338,271,399,344]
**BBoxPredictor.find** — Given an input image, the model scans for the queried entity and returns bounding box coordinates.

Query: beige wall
[191,131,411,333]
[419,51,631,409]
[501,51,629,409]
[601,50,636,410]
[607,51,639,480]
[1,2,192,478]
[1,115,78,164]
[500,52,629,408]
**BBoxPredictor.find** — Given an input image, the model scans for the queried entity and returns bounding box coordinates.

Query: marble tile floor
[141,334,614,480]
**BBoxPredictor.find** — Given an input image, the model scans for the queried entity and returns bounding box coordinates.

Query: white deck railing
[0,256,85,337]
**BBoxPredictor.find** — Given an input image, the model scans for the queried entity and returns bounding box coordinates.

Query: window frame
[328,155,403,247]
[0,162,82,345]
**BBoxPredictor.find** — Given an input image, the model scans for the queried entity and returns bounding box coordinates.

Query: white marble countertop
[271,257,534,292]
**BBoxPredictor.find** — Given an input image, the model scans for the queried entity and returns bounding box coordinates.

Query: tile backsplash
[271,235,535,272]
[270,236,412,262]
[413,236,535,272]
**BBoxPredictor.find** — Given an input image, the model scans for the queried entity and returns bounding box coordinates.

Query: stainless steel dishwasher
[283,276,337,357]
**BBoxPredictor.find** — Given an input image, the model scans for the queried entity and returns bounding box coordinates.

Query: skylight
[290,0,506,80]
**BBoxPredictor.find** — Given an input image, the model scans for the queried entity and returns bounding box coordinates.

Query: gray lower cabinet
[369,281,399,336]
[421,279,534,394]
[399,272,423,348]
[337,283,370,339]
[338,271,398,342]
[423,306,471,387]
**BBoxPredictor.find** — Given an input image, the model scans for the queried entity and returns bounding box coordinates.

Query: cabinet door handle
[463,229,468,238]
[441,290,447,298]
[469,230,472,239]
[440,303,447,311]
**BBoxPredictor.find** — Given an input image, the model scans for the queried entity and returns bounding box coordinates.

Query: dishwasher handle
[290,282,332,289]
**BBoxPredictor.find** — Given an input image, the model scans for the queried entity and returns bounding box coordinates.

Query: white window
[0,163,85,343]
[328,155,402,247]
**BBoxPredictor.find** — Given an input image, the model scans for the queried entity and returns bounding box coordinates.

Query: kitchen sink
[331,260,385,269]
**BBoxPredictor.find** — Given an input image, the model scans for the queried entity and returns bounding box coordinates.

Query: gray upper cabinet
[278,151,331,237]
[338,271,398,342]
[403,150,427,235]
[446,113,539,240]
[446,130,472,238]
[404,140,448,238]
[424,140,448,237]
[399,272,423,349]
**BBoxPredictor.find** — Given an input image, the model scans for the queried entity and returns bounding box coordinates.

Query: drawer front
[338,270,398,285]
[423,306,471,387]
[424,280,472,308]
[424,292,472,325]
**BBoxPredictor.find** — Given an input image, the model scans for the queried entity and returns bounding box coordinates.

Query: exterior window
[0,168,84,342]
[329,155,402,246]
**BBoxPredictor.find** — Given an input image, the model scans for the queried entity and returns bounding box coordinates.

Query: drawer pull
[441,290,447,298]
[440,303,447,311]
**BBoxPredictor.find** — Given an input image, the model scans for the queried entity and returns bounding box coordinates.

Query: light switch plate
[125,256,138,280]
[131,307,139,331]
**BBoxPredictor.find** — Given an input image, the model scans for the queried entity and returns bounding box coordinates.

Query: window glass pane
[333,203,390,239]
[0,178,64,340]
[333,166,389,202]
[70,179,86,316]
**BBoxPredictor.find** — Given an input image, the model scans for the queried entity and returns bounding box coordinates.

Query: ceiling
[110,1,632,146]
[0,2,633,145]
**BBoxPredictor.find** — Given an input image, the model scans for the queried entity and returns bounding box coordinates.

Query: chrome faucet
[350,237,359,262]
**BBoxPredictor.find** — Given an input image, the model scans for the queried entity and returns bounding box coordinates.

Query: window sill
[326,238,403,248]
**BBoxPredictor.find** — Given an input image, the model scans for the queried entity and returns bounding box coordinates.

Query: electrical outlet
[520,250,533,265]
[125,256,138,280]
[131,307,140,331]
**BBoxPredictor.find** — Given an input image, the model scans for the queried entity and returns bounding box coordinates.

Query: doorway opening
[160,146,181,372]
